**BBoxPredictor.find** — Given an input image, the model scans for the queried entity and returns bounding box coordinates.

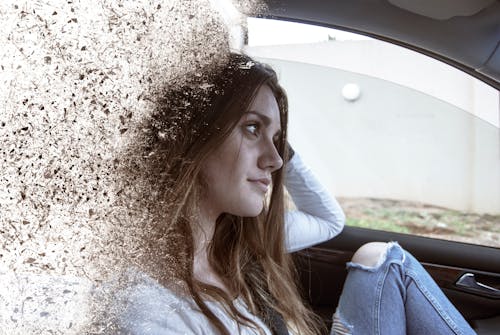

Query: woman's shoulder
[117,270,195,311]
[113,271,273,334]
[114,270,217,334]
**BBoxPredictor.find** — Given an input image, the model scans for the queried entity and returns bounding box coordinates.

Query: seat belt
[263,304,289,335]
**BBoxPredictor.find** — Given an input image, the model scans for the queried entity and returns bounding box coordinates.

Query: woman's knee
[351,242,389,267]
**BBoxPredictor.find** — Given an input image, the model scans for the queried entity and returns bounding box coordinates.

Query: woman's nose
[259,140,283,172]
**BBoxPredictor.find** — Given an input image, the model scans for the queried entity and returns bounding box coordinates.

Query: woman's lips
[248,178,270,193]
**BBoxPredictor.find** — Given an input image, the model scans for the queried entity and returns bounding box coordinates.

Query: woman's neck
[192,202,218,255]
[191,203,231,295]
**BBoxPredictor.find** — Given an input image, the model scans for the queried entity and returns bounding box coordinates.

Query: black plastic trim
[321,226,500,274]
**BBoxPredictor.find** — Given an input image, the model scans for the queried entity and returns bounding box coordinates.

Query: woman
[116,53,476,335]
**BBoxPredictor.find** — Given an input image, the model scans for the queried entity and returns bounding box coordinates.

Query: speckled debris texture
[0,0,262,333]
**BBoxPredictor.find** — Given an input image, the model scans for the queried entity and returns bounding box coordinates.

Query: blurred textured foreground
[0,0,260,333]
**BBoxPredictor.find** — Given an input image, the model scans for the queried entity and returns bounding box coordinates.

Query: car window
[246,18,500,248]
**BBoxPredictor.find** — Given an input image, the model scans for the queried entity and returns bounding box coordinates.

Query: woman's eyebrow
[245,111,281,137]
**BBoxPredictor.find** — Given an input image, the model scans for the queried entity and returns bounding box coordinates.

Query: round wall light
[342,83,361,102]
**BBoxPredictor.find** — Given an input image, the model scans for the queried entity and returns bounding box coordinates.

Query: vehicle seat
[472,315,500,335]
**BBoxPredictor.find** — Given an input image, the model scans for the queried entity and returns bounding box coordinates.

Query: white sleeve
[118,281,217,335]
[284,153,345,253]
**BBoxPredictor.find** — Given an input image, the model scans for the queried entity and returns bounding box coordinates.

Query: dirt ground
[338,197,500,248]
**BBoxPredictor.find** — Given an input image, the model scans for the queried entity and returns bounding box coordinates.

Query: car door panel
[295,226,500,332]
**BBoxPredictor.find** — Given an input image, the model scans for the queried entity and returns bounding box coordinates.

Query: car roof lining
[387,0,496,20]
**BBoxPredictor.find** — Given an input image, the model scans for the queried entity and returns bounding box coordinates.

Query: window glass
[246,18,500,248]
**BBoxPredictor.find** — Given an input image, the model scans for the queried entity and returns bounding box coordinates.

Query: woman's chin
[235,203,264,218]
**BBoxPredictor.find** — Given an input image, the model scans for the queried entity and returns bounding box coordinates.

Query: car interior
[250,1,500,334]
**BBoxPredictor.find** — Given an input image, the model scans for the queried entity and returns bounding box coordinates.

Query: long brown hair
[121,53,324,335]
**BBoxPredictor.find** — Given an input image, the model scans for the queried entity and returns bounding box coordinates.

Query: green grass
[349,208,480,236]
[437,211,472,235]
[346,218,411,234]
[341,198,500,247]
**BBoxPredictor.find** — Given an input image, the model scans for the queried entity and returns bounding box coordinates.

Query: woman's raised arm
[284,152,345,253]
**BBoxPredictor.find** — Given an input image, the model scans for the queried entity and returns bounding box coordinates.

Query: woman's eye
[245,123,259,135]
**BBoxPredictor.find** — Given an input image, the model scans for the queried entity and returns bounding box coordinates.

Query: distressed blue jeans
[331,242,477,335]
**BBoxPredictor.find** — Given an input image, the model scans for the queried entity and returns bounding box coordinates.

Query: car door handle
[455,273,500,298]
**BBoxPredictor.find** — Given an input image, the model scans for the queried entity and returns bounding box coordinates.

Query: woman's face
[200,84,284,218]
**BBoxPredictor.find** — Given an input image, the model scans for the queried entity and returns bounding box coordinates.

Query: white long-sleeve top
[118,153,345,335]
[284,153,345,252]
